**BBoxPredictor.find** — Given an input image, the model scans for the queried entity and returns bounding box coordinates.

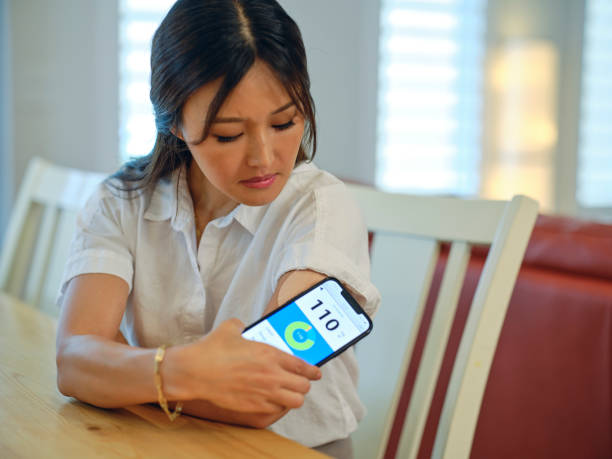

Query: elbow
[55,344,73,397]
[56,374,71,398]
[55,350,69,396]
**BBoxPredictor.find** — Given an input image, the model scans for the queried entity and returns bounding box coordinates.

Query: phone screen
[242,278,372,366]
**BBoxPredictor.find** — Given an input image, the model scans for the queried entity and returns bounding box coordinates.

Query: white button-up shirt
[58,161,381,447]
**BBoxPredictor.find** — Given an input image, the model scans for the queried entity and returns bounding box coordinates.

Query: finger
[262,401,286,414]
[279,374,311,395]
[272,388,306,409]
[280,354,322,381]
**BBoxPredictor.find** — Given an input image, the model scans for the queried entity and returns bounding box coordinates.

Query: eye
[215,133,243,143]
[273,120,295,131]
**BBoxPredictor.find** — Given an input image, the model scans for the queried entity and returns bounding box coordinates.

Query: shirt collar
[143,165,268,235]
[229,162,314,234]
[233,203,269,235]
[233,161,313,234]
[143,166,193,232]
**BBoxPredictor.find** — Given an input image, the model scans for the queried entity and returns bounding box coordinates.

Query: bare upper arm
[264,269,368,318]
[263,270,327,316]
[56,273,130,348]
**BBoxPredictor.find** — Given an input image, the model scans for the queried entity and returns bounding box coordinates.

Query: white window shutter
[118,0,175,162]
[377,0,486,195]
[577,0,612,208]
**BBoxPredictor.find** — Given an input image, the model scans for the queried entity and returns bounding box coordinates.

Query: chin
[235,178,287,206]
[240,194,278,207]
[237,187,283,207]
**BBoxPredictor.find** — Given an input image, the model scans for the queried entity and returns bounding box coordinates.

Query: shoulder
[268,162,366,242]
[82,178,143,213]
[78,175,161,229]
[281,162,357,212]
[286,161,345,192]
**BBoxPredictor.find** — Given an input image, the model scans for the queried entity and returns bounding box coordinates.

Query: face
[178,60,305,210]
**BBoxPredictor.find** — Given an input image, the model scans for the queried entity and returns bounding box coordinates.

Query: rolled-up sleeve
[56,184,134,306]
[274,182,381,317]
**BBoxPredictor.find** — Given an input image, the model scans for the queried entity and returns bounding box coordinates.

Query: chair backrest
[348,184,538,459]
[0,157,106,315]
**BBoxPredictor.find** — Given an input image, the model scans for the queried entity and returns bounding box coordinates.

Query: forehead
[182,60,291,123]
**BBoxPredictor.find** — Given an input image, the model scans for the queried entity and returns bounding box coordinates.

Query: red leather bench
[385,215,612,458]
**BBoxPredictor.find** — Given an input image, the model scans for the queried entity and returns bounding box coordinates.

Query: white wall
[279,0,380,185]
[7,0,119,197]
[0,0,13,243]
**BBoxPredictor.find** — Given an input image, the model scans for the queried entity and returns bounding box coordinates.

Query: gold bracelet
[154,345,183,421]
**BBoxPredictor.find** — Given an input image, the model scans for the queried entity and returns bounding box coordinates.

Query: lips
[240,174,277,189]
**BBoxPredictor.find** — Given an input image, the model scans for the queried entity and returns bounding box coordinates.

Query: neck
[187,161,237,222]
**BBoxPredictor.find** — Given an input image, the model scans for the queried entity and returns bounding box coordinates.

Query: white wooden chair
[0,157,106,315]
[348,184,538,459]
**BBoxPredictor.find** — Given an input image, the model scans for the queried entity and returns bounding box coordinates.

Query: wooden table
[0,292,327,458]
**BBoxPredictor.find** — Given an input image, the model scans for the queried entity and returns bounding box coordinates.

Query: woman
[55,0,380,456]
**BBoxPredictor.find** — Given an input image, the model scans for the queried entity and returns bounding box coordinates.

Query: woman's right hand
[163,318,322,414]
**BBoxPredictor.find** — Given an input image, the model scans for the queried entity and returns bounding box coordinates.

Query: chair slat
[24,205,60,306]
[39,209,79,315]
[0,158,46,288]
[355,235,440,459]
[397,241,471,459]
[3,204,43,297]
[433,195,539,459]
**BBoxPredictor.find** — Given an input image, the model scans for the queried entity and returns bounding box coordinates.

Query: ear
[170,125,184,141]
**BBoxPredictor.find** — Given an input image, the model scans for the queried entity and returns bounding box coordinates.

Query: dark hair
[112,0,316,190]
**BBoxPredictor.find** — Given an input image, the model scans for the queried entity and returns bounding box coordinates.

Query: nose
[246,130,273,168]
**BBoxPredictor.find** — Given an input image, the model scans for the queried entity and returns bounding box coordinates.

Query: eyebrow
[212,101,295,123]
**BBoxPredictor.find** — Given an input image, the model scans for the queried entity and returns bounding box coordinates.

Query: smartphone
[242,277,373,367]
